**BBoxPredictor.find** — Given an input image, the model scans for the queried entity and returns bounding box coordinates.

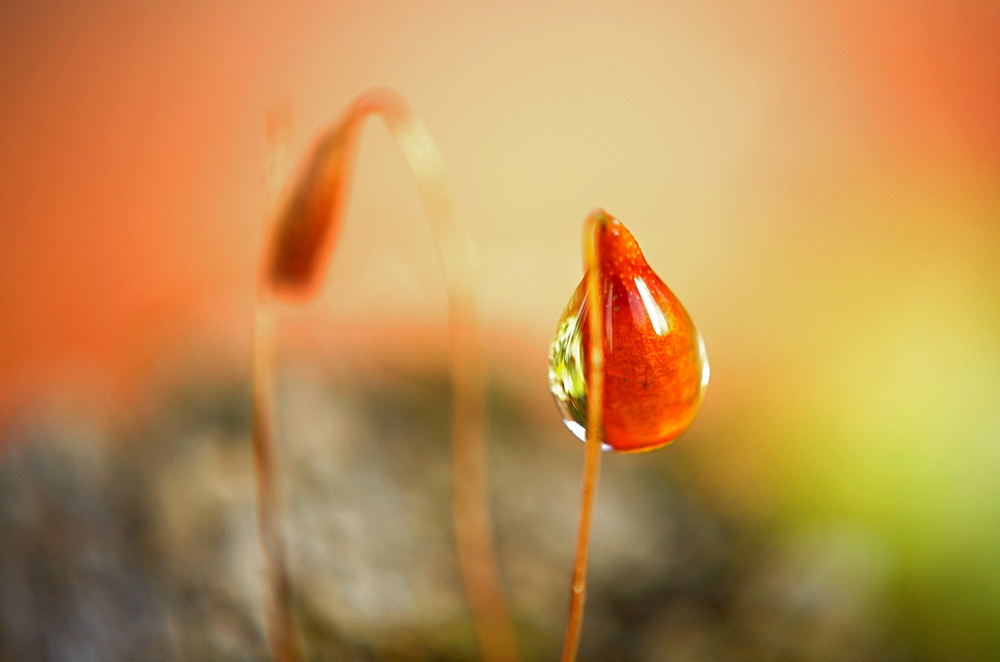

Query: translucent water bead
[548,211,709,453]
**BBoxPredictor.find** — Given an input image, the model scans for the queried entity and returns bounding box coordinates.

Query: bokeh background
[2,1,999,660]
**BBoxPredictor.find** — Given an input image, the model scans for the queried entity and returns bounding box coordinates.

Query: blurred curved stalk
[252,89,518,662]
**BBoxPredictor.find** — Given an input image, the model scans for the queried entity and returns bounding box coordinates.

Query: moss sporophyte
[251,89,707,662]
[551,210,708,661]
[252,89,516,662]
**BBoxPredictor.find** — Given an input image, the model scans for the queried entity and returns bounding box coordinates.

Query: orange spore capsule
[548,210,708,452]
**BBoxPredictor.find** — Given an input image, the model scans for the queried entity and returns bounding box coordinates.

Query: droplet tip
[586,208,616,231]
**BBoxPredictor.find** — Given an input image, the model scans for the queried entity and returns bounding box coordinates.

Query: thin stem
[561,211,608,662]
[252,302,300,662]
[255,89,517,662]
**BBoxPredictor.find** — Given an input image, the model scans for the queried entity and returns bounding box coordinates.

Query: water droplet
[548,212,708,452]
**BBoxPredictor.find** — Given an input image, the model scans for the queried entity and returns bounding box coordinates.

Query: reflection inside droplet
[634,276,668,335]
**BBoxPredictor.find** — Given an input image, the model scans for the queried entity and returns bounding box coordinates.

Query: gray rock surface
[0,365,905,661]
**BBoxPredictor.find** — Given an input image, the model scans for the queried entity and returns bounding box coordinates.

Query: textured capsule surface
[548,212,709,453]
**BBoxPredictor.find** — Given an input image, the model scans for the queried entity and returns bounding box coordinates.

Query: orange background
[4,1,996,422]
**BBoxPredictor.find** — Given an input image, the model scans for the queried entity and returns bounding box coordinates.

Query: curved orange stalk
[252,89,518,662]
[554,210,708,661]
